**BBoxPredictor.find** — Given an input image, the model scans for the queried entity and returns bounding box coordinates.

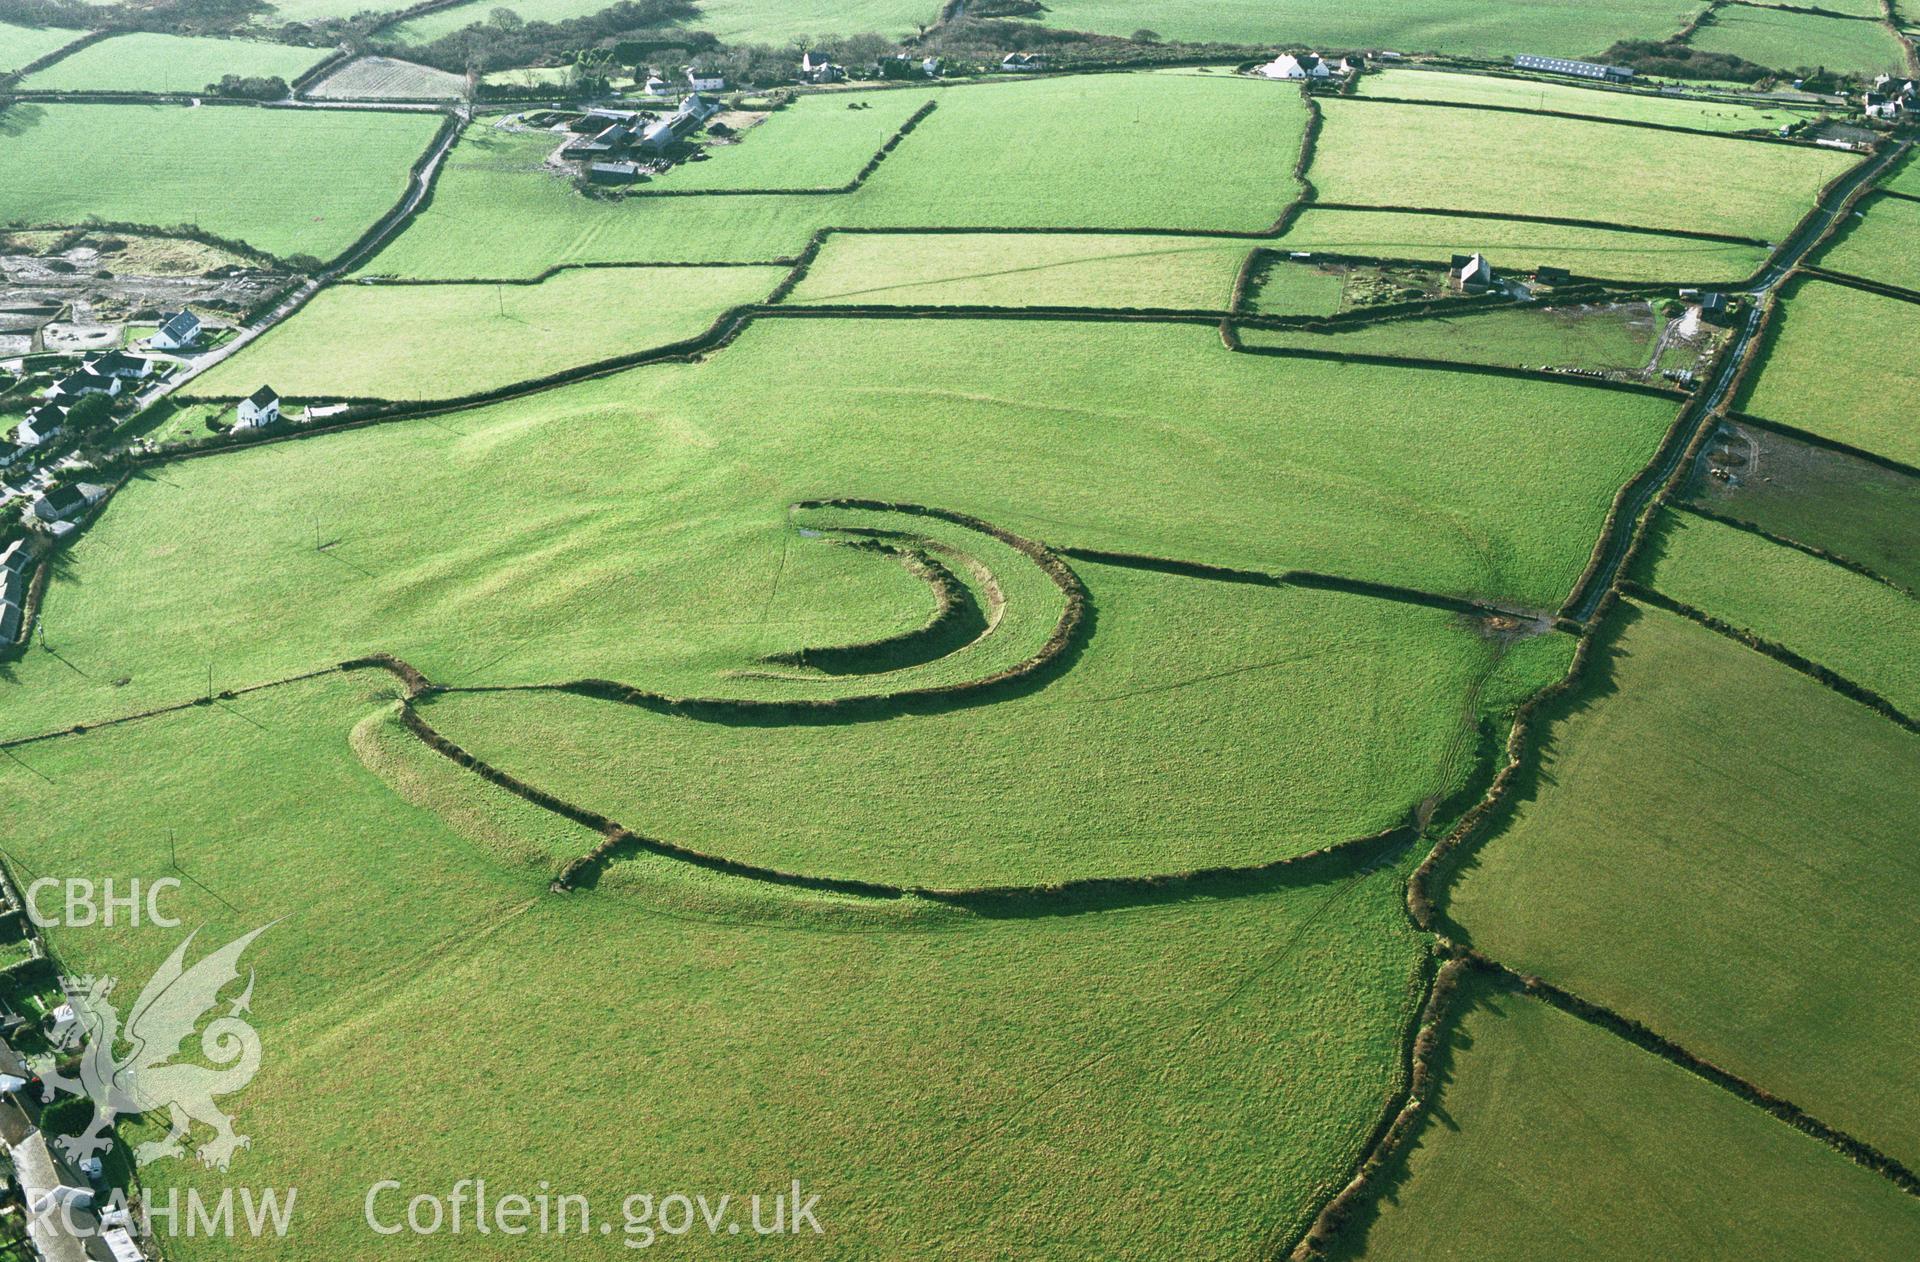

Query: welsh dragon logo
[34,926,271,1171]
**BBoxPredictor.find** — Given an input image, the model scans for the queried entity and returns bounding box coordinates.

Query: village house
[19,402,66,447]
[84,350,152,381]
[875,52,941,79]
[643,74,671,95]
[686,66,727,92]
[31,484,106,527]
[1258,52,1333,81]
[236,385,281,430]
[0,434,24,470]
[999,52,1045,72]
[1451,252,1497,292]
[47,367,119,400]
[148,310,202,351]
[799,51,846,84]
[0,538,31,645]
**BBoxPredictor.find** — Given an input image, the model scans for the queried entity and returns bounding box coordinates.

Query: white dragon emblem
[34,925,271,1172]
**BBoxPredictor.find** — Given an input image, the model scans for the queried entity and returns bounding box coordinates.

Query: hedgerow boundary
[756,535,989,677]
[1333,90,1835,147]
[0,28,108,86]
[1723,408,1920,479]
[1672,499,1916,596]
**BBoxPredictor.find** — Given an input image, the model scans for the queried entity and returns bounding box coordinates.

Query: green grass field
[1443,602,1920,1169]
[1737,278,1920,468]
[0,103,442,262]
[1311,100,1855,241]
[1888,152,1920,198]
[1638,509,1920,712]
[1687,5,1910,76]
[1357,67,1815,132]
[663,90,932,191]
[1685,419,1920,592]
[0,19,86,72]
[184,266,785,400]
[784,233,1248,307]
[1274,208,1769,281]
[415,564,1572,888]
[17,32,326,93]
[1239,302,1663,376]
[392,0,937,44]
[1030,0,1706,59]
[367,74,1307,279]
[0,318,1666,742]
[1342,979,1920,1260]
[1816,192,1920,290]
[0,671,1431,1260]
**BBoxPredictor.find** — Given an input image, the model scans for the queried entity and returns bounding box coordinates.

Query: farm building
[589,161,644,184]
[799,52,846,84]
[639,94,718,153]
[1513,54,1634,83]
[1258,53,1333,80]
[686,66,726,92]
[1535,265,1572,286]
[149,310,202,350]
[1451,252,1497,292]
[236,385,281,429]
[643,74,670,95]
[875,53,941,79]
[999,52,1045,72]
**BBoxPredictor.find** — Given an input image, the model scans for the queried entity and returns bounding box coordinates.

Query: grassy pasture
[1888,152,1920,198]
[1343,979,1920,1260]
[1357,67,1815,132]
[1737,278,1920,468]
[1028,0,1706,59]
[384,0,623,42]
[0,19,86,72]
[1239,301,1661,375]
[1816,192,1920,290]
[1685,418,1920,592]
[670,0,937,44]
[417,564,1572,889]
[785,232,1248,307]
[664,89,932,191]
[359,123,823,277]
[305,54,464,100]
[0,319,1666,741]
[1444,602,1920,1169]
[1688,5,1911,76]
[1275,208,1770,281]
[0,103,442,262]
[1639,509,1920,711]
[183,265,786,400]
[0,672,1431,1260]
[1311,100,1857,241]
[17,32,325,92]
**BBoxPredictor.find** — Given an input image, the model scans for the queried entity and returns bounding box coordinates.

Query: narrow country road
[1566,136,1912,622]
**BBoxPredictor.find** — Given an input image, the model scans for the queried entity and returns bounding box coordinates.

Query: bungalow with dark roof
[799,51,845,84]
[236,385,281,430]
[19,403,66,447]
[48,368,118,400]
[30,483,105,526]
[85,350,152,380]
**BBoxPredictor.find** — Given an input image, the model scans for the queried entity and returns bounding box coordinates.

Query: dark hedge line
[760,537,988,675]
[322,109,462,275]
[1343,92,1824,147]
[288,47,353,94]
[1798,263,1920,307]
[616,99,936,199]
[1623,583,1919,732]
[1235,341,1687,400]
[1305,201,1770,247]
[0,26,105,83]
[1,217,282,269]
[1722,409,1920,480]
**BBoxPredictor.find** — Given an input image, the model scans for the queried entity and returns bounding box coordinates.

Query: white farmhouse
[1258,53,1332,80]
[686,66,726,92]
[149,310,202,350]
[236,385,281,430]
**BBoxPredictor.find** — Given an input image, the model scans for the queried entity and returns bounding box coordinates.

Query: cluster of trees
[1601,40,1779,85]
[365,0,704,75]
[205,73,290,98]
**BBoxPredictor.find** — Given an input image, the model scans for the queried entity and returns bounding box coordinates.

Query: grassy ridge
[0,672,1430,1261]
[1816,192,1920,291]
[1445,602,1920,1169]
[416,563,1569,888]
[1639,509,1920,713]
[184,265,787,400]
[0,103,442,261]
[1343,979,1920,1260]
[0,319,1670,741]
[1357,67,1814,132]
[1739,278,1920,468]
[1275,208,1770,281]
[1312,99,1857,240]
[784,232,1248,307]
[18,32,327,92]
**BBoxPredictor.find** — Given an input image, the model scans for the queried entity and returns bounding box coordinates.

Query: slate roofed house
[86,350,152,380]
[639,93,718,153]
[0,434,24,470]
[799,51,845,84]
[922,56,944,77]
[149,309,202,350]
[643,74,670,95]
[1453,252,1496,292]
[31,483,104,526]
[236,385,281,430]
[1873,73,1918,101]
[19,402,66,447]
[686,66,727,92]
[1865,92,1903,120]
[1513,54,1634,83]
[0,539,29,645]
[1258,53,1331,80]
[49,368,118,399]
